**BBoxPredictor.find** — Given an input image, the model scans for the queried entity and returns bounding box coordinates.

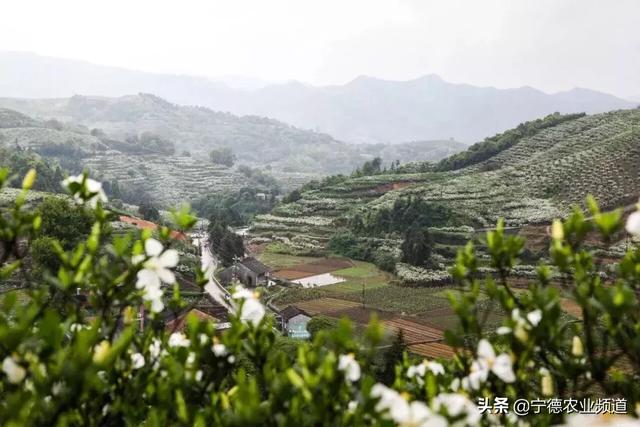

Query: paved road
[199,234,232,311]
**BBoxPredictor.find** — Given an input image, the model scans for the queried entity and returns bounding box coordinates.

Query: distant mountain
[0,94,464,176]
[0,52,634,144]
[628,94,640,102]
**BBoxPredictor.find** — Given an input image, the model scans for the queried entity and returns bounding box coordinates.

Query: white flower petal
[233,287,255,300]
[626,211,640,235]
[159,249,179,268]
[156,268,176,285]
[150,297,165,313]
[239,298,265,326]
[527,309,542,326]
[388,397,410,424]
[168,333,190,348]
[2,357,26,384]
[86,179,102,194]
[492,354,516,383]
[131,353,145,369]
[496,326,512,335]
[426,361,445,376]
[212,343,227,357]
[477,339,495,361]
[136,269,160,290]
[145,239,163,257]
[338,354,361,382]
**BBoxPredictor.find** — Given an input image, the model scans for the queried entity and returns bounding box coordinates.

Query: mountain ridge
[0,52,633,144]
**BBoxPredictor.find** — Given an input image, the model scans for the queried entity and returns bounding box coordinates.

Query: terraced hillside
[83,152,250,207]
[0,108,252,206]
[0,95,466,177]
[252,109,640,267]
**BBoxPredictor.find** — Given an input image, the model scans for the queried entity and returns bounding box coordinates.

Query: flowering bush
[1,170,640,425]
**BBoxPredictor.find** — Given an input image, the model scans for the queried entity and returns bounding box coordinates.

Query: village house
[278,306,311,340]
[219,257,272,288]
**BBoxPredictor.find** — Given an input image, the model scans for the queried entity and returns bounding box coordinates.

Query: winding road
[198,234,232,311]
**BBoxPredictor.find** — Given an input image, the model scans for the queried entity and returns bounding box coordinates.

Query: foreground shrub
[0,170,639,425]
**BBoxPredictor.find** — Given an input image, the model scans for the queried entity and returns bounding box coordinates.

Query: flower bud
[551,219,564,241]
[514,324,529,343]
[541,370,554,397]
[571,336,583,357]
[93,340,111,364]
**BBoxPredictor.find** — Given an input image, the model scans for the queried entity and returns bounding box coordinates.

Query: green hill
[251,109,640,282]
[0,94,465,177]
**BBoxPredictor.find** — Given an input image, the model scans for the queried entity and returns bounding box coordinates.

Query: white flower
[626,211,640,235]
[426,361,445,376]
[195,370,203,382]
[347,400,358,413]
[463,339,515,389]
[130,353,145,369]
[232,287,265,326]
[212,343,227,357]
[476,339,515,383]
[2,356,26,384]
[371,383,446,426]
[407,363,426,380]
[526,309,542,326]
[407,361,444,384]
[62,174,108,208]
[168,332,190,348]
[135,239,179,313]
[149,338,162,359]
[433,393,481,426]
[338,353,361,382]
[496,326,512,335]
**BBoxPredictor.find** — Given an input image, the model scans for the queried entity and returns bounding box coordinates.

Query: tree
[139,203,160,222]
[401,222,432,266]
[284,189,301,203]
[30,236,61,273]
[209,147,236,167]
[373,330,405,385]
[307,315,338,339]
[219,233,244,266]
[36,197,94,248]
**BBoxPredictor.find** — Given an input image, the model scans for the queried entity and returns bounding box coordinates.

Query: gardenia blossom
[232,287,265,326]
[338,353,361,382]
[135,239,179,313]
[212,342,228,357]
[625,210,640,235]
[462,339,515,390]
[130,353,145,369]
[62,175,108,208]
[371,383,447,426]
[2,356,26,384]
[168,332,190,348]
[432,393,481,426]
[407,360,445,385]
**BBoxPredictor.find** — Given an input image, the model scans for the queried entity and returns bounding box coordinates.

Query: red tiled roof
[119,215,186,240]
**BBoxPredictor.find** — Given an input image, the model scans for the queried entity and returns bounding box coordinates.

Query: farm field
[285,295,456,358]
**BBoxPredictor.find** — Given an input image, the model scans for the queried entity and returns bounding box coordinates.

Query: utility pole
[362,277,366,310]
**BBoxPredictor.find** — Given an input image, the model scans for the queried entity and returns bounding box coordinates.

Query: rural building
[278,306,311,339]
[218,257,272,288]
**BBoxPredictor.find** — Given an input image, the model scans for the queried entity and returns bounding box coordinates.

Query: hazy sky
[1,0,638,96]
